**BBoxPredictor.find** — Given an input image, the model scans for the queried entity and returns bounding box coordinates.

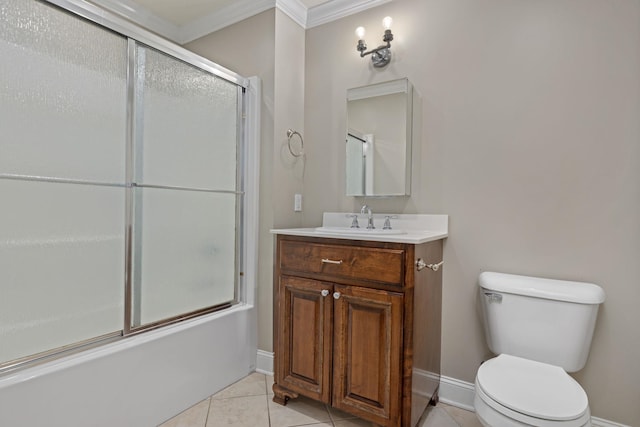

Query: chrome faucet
[360,204,375,229]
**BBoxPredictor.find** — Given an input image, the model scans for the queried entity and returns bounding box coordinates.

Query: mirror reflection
[346,78,413,197]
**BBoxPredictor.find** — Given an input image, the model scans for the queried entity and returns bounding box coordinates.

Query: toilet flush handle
[484,292,503,303]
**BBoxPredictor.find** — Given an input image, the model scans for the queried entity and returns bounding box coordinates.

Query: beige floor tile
[327,405,358,421]
[268,395,332,427]
[266,374,274,396]
[161,374,483,427]
[333,417,379,426]
[211,372,266,400]
[158,398,210,427]
[206,395,269,427]
[419,405,460,427]
[440,404,483,427]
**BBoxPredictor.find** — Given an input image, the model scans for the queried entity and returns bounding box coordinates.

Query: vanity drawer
[279,240,405,286]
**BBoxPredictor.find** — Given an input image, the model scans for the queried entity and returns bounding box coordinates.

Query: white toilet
[474,272,605,427]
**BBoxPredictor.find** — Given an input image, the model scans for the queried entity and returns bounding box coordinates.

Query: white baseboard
[255,352,627,427]
[255,350,274,375]
[423,374,631,427]
[591,418,631,427]
[438,375,476,411]
[412,368,440,399]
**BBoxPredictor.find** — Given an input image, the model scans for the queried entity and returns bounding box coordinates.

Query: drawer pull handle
[321,289,330,297]
[333,292,341,300]
[322,258,343,265]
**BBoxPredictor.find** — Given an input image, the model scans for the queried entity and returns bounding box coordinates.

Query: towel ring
[286,129,304,157]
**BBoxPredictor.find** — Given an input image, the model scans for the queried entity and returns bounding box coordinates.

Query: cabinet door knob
[333,292,341,300]
[321,289,330,297]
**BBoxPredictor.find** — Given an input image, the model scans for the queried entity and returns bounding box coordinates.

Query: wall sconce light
[355,16,394,68]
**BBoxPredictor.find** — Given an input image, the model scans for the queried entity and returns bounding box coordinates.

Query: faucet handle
[346,214,360,228]
[383,215,398,230]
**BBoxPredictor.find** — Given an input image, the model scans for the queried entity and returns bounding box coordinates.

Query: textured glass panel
[0,180,125,363]
[136,46,238,190]
[132,188,237,326]
[0,0,127,183]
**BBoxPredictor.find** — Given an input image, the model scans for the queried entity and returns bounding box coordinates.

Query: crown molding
[276,0,308,28]
[87,0,181,41]
[307,0,392,28]
[89,0,393,44]
[178,0,275,44]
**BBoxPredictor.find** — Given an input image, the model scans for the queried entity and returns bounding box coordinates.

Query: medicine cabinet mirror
[346,78,414,197]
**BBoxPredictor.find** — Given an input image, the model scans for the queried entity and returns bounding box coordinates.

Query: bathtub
[0,303,257,427]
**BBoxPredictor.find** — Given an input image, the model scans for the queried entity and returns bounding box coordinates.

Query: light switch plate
[294,193,302,212]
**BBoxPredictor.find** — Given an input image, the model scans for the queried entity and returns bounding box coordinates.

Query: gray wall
[188,1,640,424]
[303,0,640,424]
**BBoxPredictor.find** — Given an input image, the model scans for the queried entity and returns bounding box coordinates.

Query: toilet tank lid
[479,272,605,304]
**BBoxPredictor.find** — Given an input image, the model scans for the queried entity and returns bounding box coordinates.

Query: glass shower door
[1,0,246,369]
[130,45,241,329]
[0,0,127,364]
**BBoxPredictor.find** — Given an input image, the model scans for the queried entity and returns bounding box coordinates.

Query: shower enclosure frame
[0,0,256,374]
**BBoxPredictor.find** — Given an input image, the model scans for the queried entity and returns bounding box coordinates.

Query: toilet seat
[476,354,590,425]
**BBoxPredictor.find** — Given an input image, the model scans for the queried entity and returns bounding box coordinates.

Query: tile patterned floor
[158,373,483,427]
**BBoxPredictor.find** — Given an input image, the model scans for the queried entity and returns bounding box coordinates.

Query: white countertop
[271,213,448,244]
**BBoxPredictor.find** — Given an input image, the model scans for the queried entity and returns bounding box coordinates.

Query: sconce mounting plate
[371,47,391,67]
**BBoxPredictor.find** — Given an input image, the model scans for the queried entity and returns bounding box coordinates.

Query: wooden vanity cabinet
[272,234,443,427]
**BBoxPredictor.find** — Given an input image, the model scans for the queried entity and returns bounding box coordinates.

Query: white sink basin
[315,226,407,236]
[271,213,447,244]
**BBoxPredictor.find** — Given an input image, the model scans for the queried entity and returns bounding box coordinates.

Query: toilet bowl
[474,354,591,427]
[474,272,605,427]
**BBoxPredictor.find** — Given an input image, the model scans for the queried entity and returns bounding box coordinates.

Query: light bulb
[355,26,366,40]
[382,16,393,30]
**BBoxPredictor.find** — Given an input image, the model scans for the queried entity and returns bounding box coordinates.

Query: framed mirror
[346,78,413,197]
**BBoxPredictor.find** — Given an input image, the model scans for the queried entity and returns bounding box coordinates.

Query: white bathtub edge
[0,304,256,427]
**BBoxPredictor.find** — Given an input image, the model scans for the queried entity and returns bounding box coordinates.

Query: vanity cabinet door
[275,275,333,403]
[332,284,403,427]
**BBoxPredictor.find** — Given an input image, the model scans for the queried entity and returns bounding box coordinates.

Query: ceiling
[129,0,332,27]
[88,0,391,44]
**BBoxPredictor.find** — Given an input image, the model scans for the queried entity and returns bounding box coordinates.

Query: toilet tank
[479,272,605,372]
